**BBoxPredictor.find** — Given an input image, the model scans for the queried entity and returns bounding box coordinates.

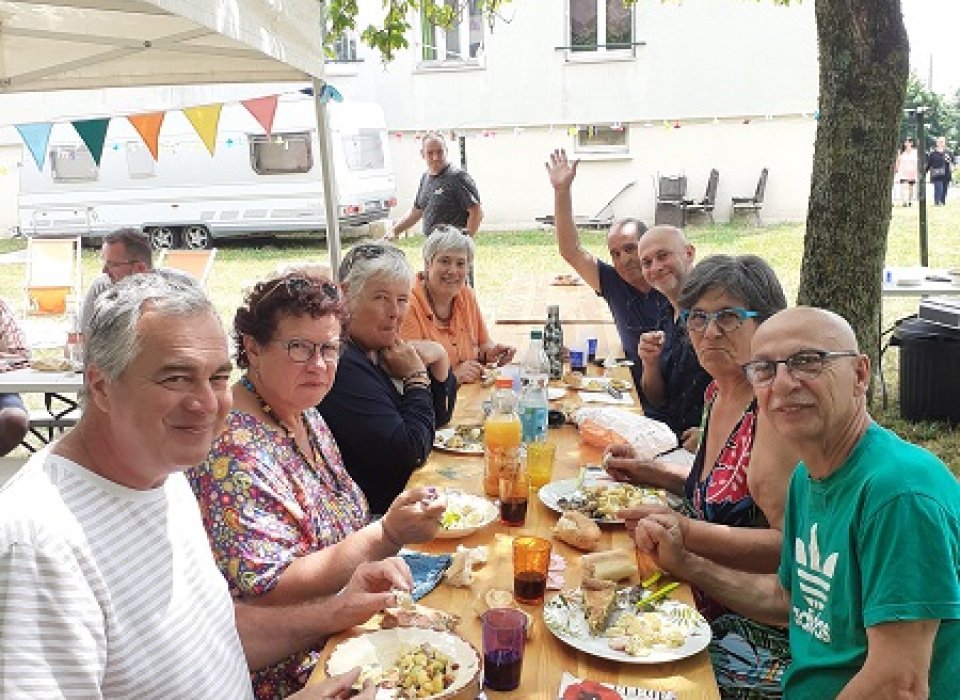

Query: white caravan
[17,95,396,249]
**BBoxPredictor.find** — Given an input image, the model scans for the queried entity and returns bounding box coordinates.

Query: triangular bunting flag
[183,104,223,156]
[241,95,279,136]
[15,123,53,170]
[318,83,343,104]
[128,112,166,161]
[72,118,110,166]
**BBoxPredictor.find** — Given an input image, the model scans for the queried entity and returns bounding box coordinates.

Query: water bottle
[64,296,82,365]
[543,305,564,380]
[519,329,549,444]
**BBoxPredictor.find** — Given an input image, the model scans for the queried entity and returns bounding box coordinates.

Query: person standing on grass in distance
[545,148,668,390]
[0,297,29,456]
[390,131,483,239]
[927,136,952,206]
[400,225,515,384]
[895,137,918,206]
[633,307,960,699]
[79,227,153,335]
[188,268,445,699]
[612,255,798,698]
[319,241,457,515]
[634,225,711,447]
[0,271,406,699]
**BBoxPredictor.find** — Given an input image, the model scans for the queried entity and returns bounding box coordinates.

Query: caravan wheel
[183,225,212,250]
[147,226,178,250]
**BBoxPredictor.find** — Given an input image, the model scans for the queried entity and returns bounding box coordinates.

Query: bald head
[753,307,860,356]
[636,225,696,304]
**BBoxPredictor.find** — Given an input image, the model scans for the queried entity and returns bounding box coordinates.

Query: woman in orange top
[400,225,515,384]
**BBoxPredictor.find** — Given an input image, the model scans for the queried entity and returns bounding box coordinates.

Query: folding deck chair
[157,248,218,287]
[536,181,637,229]
[24,236,82,315]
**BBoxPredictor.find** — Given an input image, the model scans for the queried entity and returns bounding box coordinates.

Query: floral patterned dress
[188,408,370,700]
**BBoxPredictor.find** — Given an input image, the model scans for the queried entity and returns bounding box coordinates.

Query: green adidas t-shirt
[778,423,960,698]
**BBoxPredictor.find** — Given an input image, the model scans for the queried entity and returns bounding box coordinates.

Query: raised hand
[546,148,579,191]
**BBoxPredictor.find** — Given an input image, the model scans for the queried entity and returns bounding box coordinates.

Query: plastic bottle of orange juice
[483,376,522,496]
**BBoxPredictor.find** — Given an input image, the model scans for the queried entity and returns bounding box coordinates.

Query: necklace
[423,282,452,325]
[241,375,318,467]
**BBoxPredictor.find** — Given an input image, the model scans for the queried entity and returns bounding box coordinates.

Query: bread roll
[581,549,638,583]
[553,510,602,551]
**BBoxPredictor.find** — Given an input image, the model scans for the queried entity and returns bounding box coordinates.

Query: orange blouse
[400,273,491,366]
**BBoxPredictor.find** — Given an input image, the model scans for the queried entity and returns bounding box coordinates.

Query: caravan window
[342,130,385,171]
[51,145,99,182]
[249,132,313,175]
[126,141,156,178]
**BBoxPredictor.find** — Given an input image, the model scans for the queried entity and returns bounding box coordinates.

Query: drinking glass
[512,536,551,605]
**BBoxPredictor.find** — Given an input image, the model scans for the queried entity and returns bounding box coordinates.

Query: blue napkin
[400,550,452,601]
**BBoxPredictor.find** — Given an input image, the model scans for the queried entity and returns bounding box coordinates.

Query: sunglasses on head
[257,276,339,308]
[340,243,405,278]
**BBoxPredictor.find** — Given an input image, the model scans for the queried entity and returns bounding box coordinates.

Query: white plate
[564,376,632,393]
[543,591,711,665]
[436,492,497,539]
[326,627,481,700]
[547,387,567,401]
[433,426,484,455]
[539,479,672,524]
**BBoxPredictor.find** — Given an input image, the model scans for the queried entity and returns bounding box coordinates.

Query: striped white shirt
[0,450,253,699]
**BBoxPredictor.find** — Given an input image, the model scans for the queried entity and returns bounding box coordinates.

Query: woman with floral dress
[188,269,445,699]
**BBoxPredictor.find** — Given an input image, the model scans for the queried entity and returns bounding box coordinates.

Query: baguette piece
[581,549,638,585]
[553,510,602,551]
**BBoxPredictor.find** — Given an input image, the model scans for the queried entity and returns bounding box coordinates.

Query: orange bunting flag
[241,95,279,136]
[183,104,223,156]
[127,112,165,161]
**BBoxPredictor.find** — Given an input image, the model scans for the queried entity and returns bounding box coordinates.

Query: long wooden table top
[310,376,719,699]
[495,274,615,325]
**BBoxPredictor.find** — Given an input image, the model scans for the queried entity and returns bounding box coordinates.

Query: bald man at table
[545,149,668,390]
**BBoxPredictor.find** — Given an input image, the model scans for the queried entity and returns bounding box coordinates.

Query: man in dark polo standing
[391,131,483,238]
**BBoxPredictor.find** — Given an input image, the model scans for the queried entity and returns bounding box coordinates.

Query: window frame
[418,0,485,68]
[565,0,639,61]
[573,123,629,155]
[248,131,314,176]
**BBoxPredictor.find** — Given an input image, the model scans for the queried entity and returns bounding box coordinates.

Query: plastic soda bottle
[519,329,549,444]
[483,377,522,497]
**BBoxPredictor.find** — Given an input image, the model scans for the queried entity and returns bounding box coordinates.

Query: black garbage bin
[890,317,960,424]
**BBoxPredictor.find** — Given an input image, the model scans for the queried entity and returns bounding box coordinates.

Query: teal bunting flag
[15,123,53,170]
[71,118,110,166]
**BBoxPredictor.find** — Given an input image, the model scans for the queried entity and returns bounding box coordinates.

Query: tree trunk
[798,0,909,397]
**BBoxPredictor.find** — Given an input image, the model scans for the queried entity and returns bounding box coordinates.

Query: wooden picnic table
[308,372,719,699]
[494,274,614,326]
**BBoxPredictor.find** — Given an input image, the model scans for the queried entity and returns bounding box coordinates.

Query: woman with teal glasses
[612,255,798,699]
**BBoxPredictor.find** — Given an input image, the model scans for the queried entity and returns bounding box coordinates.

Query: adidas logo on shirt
[793,523,838,643]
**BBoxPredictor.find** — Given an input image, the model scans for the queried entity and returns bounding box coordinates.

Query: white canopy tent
[0,0,344,270]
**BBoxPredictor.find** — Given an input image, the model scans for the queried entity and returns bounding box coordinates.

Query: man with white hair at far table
[633,306,960,698]
[0,271,407,699]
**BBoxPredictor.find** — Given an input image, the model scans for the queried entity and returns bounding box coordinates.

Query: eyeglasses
[276,337,343,364]
[102,259,138,270]
[340,243,405,278]
[680,307,759,333]
[742,350,859,387]
[258,276,339,308]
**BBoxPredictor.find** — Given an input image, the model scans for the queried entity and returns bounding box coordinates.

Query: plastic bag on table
[572,407,677,459]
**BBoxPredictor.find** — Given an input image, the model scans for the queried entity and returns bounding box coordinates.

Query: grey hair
[339,240,413,306]
[86,270,216,381]
[678,254,787,322]
[422,224,474,266]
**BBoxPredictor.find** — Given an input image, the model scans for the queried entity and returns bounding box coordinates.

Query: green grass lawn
[2,200,958,473]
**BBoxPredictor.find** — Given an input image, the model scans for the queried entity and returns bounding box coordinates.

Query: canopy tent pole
[312,78,342,280]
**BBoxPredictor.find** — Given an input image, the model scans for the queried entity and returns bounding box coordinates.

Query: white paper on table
[577,392,635,406]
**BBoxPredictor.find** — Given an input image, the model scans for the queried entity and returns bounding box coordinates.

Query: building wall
[334,0,819,229]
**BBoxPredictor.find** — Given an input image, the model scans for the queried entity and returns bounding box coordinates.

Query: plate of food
[551,273,583,286]
[562,373,632,393]
[547,386,567,401]
[30,357,81,373]
[539,479,670,524]
[543,585,711,665]
[433,425,484,455]
[325,626,481,699]
[436,492,498,539]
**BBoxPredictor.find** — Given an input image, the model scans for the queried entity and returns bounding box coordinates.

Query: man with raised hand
[633,307,960,698]
[545,148,667,390]
[0,271,403,699]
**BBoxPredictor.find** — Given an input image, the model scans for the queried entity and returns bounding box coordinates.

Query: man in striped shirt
[0,272,398,698]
